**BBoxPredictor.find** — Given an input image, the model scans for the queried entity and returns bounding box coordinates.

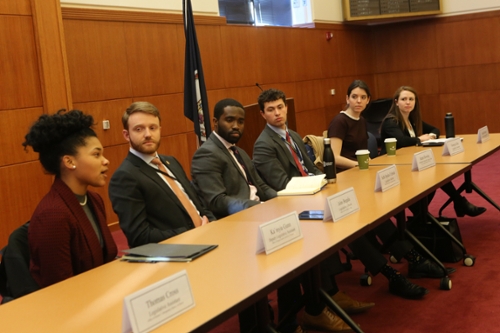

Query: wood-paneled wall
[0,0,70,247]
[371,11,500,134]
[1,2,500,247]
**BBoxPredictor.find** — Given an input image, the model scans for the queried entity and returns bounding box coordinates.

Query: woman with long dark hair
[327,80,452,300]
[381,86,485,217]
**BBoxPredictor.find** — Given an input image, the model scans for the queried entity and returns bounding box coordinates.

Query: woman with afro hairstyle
[23,109,117,288]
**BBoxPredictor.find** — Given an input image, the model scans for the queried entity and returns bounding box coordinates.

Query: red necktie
[286,132,307,176]
[151,157,201,227]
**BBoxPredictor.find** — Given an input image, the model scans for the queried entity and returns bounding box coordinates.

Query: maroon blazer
[29,178,117,288]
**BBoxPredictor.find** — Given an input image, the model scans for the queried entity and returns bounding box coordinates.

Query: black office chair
[362,98,392,148]
[0,222,39,303]
[367,132,379,159]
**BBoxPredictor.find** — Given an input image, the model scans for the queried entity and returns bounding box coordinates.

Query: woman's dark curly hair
[23,109,97,177]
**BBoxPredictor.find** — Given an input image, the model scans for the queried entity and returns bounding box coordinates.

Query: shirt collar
[129,147,158,165]
[266,123,288,139]
[213,131,235,149]
[341,110,360,121]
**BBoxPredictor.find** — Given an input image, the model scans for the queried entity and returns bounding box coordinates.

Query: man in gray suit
[192,98,355,333]
[109,101,215,248]
[253,90,323,190]
[191,98,276,219]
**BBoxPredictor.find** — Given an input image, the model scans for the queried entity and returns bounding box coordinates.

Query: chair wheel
[463,254,476,267]
[360,274,372,286]
[389,255,399,264]
[440,276,452,290]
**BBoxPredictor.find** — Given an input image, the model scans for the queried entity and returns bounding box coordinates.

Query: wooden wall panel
[439,63,500,95]
[294,80,329,114]
[63,19,132,103]
[0,107,43,166]
[124,22,183,97]
[436,16,500,68]
[31,0,73,112]
[254,27,295,85]
[439,91,500,134]
[220,26,263,88]
[193,24,226,90]
[0,162,52,247]
[374,69,440,98]
[159,134,194,177]
[0,16,42,110]
[295,108,328,137]
[288,28,325,82]
[135,94,193,136]
[418,94,442,132]
[73,99,133,147]
[371,21,438,73]
[335,29,374,77]
[0,0,31,15]
[206,85,277,110]
[318,29,341,79]
[93,144,130,227]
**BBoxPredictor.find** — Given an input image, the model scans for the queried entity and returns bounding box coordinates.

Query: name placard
[442,137,464,156]
[477,126,490,143]
[375,165,400,192]
[257,212,303,255]
[122,270,195,333]
[323,187,360,222]
[412,149,436,171]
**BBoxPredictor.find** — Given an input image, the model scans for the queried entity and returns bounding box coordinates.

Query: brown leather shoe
[331,291,375,314]
[302,307,353,332]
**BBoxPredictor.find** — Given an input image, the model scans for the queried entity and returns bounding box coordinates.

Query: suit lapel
[210,134,247,181]
[266,126,297,170]
[127,153,187,213]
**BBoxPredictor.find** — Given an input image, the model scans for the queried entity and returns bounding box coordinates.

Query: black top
[380,117,440,154]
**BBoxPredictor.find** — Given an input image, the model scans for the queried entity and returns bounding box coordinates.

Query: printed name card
[256,212,303,255]
[374,165,400,192]
[122,270,195,333]
[323,187,360,222]
[442,137,464,156]
[477,126,490,143]
[412,149,436,171]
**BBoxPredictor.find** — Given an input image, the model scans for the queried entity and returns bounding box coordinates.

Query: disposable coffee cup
[384,138,397,156]
[355,149,370,170]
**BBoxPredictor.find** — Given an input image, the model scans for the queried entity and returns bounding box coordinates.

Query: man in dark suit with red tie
[253,90,324,190]
[109,101,215,248]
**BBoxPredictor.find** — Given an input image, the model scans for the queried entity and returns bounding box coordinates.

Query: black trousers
[348,220,413,275]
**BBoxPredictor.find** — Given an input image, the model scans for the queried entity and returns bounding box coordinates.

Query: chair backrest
[367,131,379,159]
[0,222,39,303]
[362,98,392,147]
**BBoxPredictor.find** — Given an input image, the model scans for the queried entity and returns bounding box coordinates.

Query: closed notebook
[277,174,327,196]
[121,243,218,262]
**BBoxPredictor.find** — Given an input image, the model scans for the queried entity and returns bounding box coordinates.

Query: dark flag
[183,0,211,144]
